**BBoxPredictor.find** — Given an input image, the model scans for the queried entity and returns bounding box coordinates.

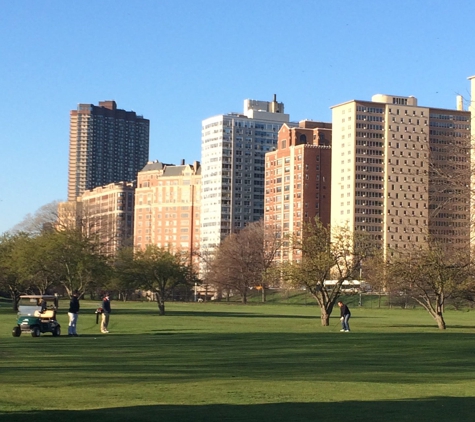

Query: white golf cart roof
[20,295,56,300]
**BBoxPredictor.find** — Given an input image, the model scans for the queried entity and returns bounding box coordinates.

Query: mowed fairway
[0,300,475,422]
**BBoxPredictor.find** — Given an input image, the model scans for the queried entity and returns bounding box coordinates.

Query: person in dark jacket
[101,292,112,334]
[338,301,351,332]
[68,291,80,336]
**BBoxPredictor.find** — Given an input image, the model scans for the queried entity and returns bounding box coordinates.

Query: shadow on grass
[116,308,319,319]
[1,397,474,422]
[3,332,475,385]
[389,324,473,329]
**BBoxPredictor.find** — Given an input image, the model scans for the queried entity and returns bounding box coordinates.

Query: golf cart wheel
[31,327,41,337]
[12,326,21,337]
[52,326,61,337]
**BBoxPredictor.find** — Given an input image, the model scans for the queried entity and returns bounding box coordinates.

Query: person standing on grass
[101,292,111,334]
[338,301,351,332]
[68,291,80,336]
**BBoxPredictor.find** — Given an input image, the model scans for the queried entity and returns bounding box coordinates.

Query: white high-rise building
[200,96,292,252]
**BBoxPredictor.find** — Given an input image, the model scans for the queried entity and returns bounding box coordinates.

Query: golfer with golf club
[337,300,351,332]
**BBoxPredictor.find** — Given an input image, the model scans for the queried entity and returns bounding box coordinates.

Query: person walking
[338,301,351,332]
[68,291,80,336]
[101,292,111,334]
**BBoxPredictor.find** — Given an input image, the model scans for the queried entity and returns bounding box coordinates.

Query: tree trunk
[13,294,20,311]
[320,310,330,326]
[435,314,446,330]
[435,298,446,330]
[156,292,165,315]
[261,286,266,303]
[9,288,20,311]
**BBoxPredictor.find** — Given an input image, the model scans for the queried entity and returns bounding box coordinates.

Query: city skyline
[3,1,475,234]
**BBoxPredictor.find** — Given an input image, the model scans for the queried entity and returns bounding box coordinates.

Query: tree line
[2,205,475,328]
[201,219,475,330]
[0,227,197,315]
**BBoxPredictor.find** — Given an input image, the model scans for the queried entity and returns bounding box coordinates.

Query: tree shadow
[389,324,472,329]
[1,397,474,422]
[117,307,319,319]
[165,310,319,319]
[3,332,475,385]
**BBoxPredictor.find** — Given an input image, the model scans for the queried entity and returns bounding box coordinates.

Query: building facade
[67,100,149,201]
[265,120,332,262]
[200,96,293,252]
[134,160,201,266]
[331,94,470,260]
[77,181,136,255]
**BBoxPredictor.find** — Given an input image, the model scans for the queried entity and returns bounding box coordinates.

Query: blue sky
[1,0,475,234]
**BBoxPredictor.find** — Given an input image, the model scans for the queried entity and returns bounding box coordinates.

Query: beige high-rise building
[78,181,136,255]
[467,76,475,239]
[265,120,332,263]
[67,101,149,201]
[134,160,201,266]
[58,181,136,255]
[331,94,470,260]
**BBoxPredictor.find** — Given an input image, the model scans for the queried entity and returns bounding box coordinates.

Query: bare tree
[283,218,377,326]
[388,242,471,329]
[10,201,60,235]
[359,253,387,307]
[206,221,282,304]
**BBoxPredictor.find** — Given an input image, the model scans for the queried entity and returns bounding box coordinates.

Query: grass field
[0,298,474,422]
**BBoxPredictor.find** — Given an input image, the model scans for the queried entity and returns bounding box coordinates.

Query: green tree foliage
[109,247,139,301]
[45,229,111,298]
[283,219,376,326]
[11,231,60,295]
[11,228,110,299]
[133,245,197,315]
[0,233,33,310]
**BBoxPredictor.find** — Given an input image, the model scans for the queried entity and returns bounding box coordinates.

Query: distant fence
[240,289,475,310]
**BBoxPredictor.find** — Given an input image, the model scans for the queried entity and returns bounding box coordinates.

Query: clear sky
[1,0,475,234]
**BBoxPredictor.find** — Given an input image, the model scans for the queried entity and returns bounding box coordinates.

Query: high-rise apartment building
[265,120,332,262]
[467,75,475,236]
[134,160,201,266]
[200,96,293,251]
[67,100,149,201]
[331,94,470,260]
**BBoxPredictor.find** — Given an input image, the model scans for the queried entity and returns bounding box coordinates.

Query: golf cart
[12,295,61,337]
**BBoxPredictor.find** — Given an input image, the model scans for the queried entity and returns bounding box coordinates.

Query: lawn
[0,298,474,422]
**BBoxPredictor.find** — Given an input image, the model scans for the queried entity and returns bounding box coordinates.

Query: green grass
[0,299,475,422]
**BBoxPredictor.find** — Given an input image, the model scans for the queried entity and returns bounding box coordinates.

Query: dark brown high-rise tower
[67,100,149,201]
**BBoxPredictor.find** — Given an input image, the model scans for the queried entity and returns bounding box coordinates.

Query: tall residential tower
[331,94,470,260]
[264,120,332,263]
[67,100,149,201]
